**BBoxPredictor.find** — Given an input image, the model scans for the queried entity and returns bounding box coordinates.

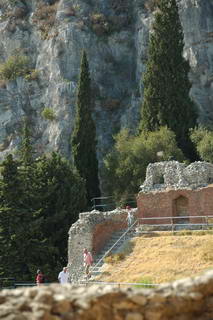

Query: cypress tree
[71,50,101,207]
[140,0,197,159]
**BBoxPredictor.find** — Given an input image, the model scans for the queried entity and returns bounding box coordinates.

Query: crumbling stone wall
[138,161,213,222]
[0,270,213,319]
[68,208,137,282]
[140,161,213,192]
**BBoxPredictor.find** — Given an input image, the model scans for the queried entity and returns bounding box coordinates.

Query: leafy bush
[103,126,185,204]
[32,2,58,38]
[135,277,155,288]
[190,127,213,163]
[144,0,161,11]
[104,253,125,264]
[41,107,56,121]
[90,10,132,36]
[25,69,39,81]
[0,55,30,80]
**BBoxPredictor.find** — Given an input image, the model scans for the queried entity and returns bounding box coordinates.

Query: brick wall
[137,186,213,224]
[92,220,126,254]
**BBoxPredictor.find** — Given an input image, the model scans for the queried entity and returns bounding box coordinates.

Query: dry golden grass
[98,232,213,284]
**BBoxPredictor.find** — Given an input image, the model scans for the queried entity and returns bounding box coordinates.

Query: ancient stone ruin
[68,208,137,282]
[0,270,213,319]
[137,161,213,222]
[140,161,213,192]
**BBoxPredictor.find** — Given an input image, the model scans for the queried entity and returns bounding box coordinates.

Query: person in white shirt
[126,205,133,228]
[58,267,69,284]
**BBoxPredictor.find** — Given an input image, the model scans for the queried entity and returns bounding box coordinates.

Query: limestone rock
[0,0,212,166]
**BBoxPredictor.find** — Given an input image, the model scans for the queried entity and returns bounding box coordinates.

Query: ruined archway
[174,195,189,224]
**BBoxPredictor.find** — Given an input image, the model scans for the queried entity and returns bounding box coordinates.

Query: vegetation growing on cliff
[0,55,30,81]
[71,51,101,207]
[140,0,197,160]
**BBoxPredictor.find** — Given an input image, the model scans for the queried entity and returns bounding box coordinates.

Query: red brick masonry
[137,185,213,224]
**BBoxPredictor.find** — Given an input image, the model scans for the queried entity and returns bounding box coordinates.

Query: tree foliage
[0,124,87,281]
[190,128,213,163]
[140,0,197,159]
[71,51,101,207]
[34,153,87,271]
[104,127,184,204]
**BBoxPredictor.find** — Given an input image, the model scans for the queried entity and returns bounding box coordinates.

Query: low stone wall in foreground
[0,270,213,320]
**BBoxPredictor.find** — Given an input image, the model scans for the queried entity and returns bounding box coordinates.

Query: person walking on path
[58,267,69,284]
[126,205,133,229]
[36,270,45,286]
[83,248,93,279]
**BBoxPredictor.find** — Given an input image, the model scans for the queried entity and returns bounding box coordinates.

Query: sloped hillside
[98,232,213,284]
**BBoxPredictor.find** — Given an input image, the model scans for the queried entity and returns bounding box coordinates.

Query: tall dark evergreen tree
[0,155,22,278]
[140,0,197,159]
[0,154,40,280]
[35,152,87,272]
[71,50,101,207]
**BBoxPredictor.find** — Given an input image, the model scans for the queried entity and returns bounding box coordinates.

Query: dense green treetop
[140,0,197,159]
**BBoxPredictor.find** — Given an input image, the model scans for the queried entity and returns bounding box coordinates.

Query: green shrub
[103,126,185,204]
[25,69,39,81]
[190,127,213,163]
[41,108,56,121]
[104,253,125,264]
[0,55,30,80]
[135,277,155,288]
[144,0,161,11]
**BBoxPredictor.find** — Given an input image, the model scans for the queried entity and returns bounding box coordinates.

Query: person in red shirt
[83,248,93,278]
[36,270,45,286]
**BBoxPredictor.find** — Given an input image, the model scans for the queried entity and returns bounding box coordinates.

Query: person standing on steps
[126,205,133,229]
[58,267,69,284]
[83,248,93,279]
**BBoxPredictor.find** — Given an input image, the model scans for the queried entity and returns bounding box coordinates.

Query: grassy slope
[98,232,213,284]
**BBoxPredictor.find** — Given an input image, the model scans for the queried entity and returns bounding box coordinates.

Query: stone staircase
[89,227,138,280]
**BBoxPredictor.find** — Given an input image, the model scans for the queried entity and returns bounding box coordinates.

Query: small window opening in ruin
[154,174,164,185]
[159,175,164,184]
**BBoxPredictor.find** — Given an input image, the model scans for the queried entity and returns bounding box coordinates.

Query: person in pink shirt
[83,248,93,278]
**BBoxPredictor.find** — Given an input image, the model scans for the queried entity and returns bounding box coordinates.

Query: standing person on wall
[58,267,69,284]
[83,248,93,279]
[126,205,133,229]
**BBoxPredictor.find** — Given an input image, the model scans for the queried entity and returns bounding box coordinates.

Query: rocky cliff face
[0,0,212,167]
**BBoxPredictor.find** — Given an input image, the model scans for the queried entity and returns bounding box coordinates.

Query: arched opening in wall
[173,195,189,224]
